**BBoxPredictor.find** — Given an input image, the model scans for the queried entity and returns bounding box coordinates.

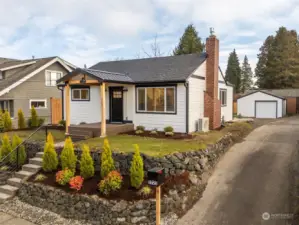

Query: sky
[0,0,298,73]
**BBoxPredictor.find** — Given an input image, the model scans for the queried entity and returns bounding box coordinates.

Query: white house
[57,34,233,138]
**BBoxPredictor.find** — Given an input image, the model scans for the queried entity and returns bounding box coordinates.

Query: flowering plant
[69,176,84,191]
[55,168,74,185]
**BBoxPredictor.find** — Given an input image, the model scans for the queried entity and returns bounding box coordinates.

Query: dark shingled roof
[0,59,36,69]
[0,57,18,65]
[89,53,207,83]
[83,68,133,83]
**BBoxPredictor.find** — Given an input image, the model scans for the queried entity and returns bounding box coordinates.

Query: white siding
[193,61,206,77]
[237,91,284,118]
[219,83,233,122]
[133,84,187,133]
[218,68,224,82]
[188,77,205,132]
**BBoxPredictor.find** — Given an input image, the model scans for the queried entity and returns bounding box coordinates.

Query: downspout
[184,81,189,134]
[57,84,65,120]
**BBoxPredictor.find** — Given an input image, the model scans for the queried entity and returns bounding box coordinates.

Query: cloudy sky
[0,0,298,73]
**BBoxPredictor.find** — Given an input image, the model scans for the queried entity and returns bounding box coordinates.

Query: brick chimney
[204,29,221,129]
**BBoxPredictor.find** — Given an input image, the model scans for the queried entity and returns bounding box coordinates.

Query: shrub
[98,171,123,195]
[10,135,26,165]
[69,176,84,191]
[30,106,38,127]
[80,144,94,179]
[237,113,243,118]
[56,168,74,186]
[38,118,45,126]
[42,132,58,172]
[0,133,12,160]
[101,139,115,178]
[135,130,144,134]
[150,129,158,135]
[130,144,144,189]
[17,109,26,129]
[165,132,174,136]
[0,112,4,132]
[60,137,77,173]
[164,126,174,133]
[59,120,66,127]
[3,111,12,131]
[138,186,152,197]
[136,125,145,131]
[34,174,47,182]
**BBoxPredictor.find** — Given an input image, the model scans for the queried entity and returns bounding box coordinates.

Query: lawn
[0,129,65,142]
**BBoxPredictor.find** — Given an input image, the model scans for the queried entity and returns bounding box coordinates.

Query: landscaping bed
[122,130,193,140]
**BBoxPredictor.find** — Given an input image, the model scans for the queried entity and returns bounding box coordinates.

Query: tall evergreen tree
[255,27,299,88]
[173,24,205,55]
[225,49,241,93]
[240,55,253,93]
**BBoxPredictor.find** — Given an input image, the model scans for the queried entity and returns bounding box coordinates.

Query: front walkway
[0,212,35,225]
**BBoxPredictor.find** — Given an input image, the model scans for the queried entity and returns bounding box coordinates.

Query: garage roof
[237,90,286,100]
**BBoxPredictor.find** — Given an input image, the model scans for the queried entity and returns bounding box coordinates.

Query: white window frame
[71,88,90,101]
[220,89,227,106]
[136,86,176,114]
[45,70,63,86]
[29,99,47,109]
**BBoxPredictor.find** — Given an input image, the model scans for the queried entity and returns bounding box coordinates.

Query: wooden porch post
[100,82,106,137]
[65,83,70,133]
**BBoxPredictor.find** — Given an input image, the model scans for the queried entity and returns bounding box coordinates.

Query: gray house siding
[0,62,68,126]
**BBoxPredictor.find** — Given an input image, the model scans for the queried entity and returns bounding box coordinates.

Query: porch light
[80,77,86,84]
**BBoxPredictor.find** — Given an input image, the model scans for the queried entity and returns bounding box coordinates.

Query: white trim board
[0,57,73,97]
[0,61,37,71]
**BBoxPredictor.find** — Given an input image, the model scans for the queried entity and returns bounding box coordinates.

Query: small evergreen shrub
[56,168,74,185]
[3,111,12,131]
[138,186,152,197]
[0,112,4,132]
[60,137,77,173]
[38,118,45,126]
[165,131,174,136]
[69,176,84,191]
[0,133,12,160]
[30,106,38,127]
[136,125,145,131]
[130,144,144,189]
[80,144,94,179]
[42,132,58,172]
[135,130,144,134]
[59,120,66,127]
[164,126,174,133]
[98,171,123,195]
[34,174,47,182]
[101,139,115,178]
[10,135,26,165]
[17,109,26,129]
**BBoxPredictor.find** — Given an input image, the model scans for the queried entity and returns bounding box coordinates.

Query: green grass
[0,129,65,142]
[77,135,207,157]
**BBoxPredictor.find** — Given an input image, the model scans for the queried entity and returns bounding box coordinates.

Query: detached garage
[237,91,286,118]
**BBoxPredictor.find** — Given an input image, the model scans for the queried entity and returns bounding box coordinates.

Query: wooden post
[156,186,161,225]
[100,82,106,137]
[65,83,70,133]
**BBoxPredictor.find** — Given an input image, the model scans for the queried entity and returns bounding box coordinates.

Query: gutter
[57,84,65,120]
[184,81,189,134]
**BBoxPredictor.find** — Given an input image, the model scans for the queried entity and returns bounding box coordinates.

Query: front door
[110,87,123,122]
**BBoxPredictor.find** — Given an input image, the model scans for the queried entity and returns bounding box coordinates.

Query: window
[30,99,47,109]
[45,70,63,86]
[220,89,227,106]
[72,88,90,101]
[137,87,176,113]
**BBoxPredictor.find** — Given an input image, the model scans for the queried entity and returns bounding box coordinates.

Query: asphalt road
[177,116,299,225]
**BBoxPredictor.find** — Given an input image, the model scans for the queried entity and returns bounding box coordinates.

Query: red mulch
[29,171,191,201]
[122,130,193,140]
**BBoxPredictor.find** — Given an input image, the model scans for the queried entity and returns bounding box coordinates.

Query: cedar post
[156,186,161,225]
[65,83,70,133]
[100,82,106,137]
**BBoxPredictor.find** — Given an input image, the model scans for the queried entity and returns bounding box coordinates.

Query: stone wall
[0,171,13,185]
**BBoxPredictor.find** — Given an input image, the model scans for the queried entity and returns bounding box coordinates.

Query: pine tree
[10,135,26,165]
[42,132,58,172]
[0,133,12,160]
[225,49,241,93]
[30,106,38,127]
[3,110,12,131]
[0,112,4,132]
[60,137,77,173]
[240,56,253,93]
[18,109,26,129]
[80,144,94,179]
[130,144,144,189]
[101,139,115,178]
[173,24,205,55]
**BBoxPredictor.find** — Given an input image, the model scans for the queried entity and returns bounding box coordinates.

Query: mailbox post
[148,167,165,225]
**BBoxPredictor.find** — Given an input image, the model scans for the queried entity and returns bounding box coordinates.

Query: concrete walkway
[0,212,35,225]
[177,116,299,225]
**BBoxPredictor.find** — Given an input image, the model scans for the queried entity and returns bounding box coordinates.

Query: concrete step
[15,171,34,180]
[36,152,44,158]
[68,128,93,137]
[67,134,89,142]
[0,184,18,195]
[0,192,13,203]
[22,164,41,173]
[7,177,22,188]
[29,157,42,166]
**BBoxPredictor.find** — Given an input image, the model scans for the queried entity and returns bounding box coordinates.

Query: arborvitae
[18,109,26,129]
[101,139,115,178]
[30,106,38,127]
[80,144,94,179]
[10,135,26,165]
[0,133,12,160]
[130,144,144,189]
[60,137,77,173]
[42,132,58,172]
[3,110,12,131]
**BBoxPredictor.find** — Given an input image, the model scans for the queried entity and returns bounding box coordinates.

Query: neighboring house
[0,57,75,126]
[57,34,233,137]
[237,90,287,118]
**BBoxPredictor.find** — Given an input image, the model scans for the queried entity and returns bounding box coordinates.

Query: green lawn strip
[77,135,207,157]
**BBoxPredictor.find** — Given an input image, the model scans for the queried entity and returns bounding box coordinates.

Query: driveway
[177,116,299,225]
[0,212,35,225]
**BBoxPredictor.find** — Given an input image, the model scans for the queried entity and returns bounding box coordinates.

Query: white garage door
[255,101,277,118]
